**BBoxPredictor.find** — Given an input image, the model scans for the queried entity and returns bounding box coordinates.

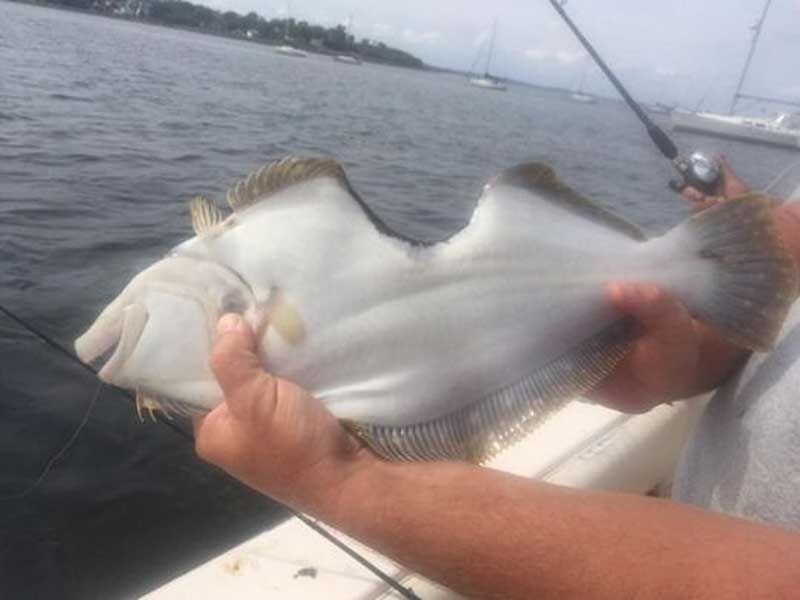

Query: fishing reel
[669,152,721,196]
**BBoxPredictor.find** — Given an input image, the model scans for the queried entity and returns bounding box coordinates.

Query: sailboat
[570,58,596,104]
[469,19,507,92]
[670,0,800,150]
[275,1,308,58]
[333,16,362,65]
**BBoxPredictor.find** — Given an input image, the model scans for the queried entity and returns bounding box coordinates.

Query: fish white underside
[173,178,704,426]
[77,158,796,462]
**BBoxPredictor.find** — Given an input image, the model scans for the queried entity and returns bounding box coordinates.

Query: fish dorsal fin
[225,157,351,212]
[489,163,647,241]
[189,196,224,235]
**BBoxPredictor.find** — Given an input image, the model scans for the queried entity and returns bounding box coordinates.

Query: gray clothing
[672,301,800,529]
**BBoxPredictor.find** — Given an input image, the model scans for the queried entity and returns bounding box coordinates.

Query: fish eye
[220,291,247,315]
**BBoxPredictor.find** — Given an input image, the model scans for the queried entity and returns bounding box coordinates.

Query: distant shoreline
[4,0,620,99]
[3,0,431,71]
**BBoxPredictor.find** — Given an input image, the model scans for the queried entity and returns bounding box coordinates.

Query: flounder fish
[75,157,797,463]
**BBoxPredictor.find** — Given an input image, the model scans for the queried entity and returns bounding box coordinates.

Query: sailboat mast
[485,18,498,77]
[729,0,772,115]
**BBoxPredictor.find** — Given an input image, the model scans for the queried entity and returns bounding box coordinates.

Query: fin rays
[190,196,224,235]
[135,390,204,422]
[225,157,350,212]
[348,319,635,464]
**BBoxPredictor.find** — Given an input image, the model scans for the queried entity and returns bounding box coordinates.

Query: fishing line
[547,0,721,195]
[0,303,423,600]
[0,304,192,440]
[0,380,101,501]
[764,160,800,200]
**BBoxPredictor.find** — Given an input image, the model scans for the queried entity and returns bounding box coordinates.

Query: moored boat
[468,18,507,92]
[669,0,800,151]
[334,54,361,65]
[275,45,308,58]
[671,110,800,150]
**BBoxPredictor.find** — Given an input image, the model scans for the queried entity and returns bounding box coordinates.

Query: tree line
[44,0,425,68]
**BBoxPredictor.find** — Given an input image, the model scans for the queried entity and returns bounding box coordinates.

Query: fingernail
[217,313,243,335]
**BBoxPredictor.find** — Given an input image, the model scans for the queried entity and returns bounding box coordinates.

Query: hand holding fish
[594,160,758,412]
[589,283,699,412]
[193,313,370,512]
[590,282,749,413]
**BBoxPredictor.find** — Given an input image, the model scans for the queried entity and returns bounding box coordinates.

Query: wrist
[290,440,385,520]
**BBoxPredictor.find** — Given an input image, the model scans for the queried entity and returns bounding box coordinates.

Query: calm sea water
[1,2,799,597]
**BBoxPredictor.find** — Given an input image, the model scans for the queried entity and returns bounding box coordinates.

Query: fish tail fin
[676,194,797,351]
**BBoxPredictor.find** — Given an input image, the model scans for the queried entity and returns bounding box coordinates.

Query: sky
[205,0,800,112]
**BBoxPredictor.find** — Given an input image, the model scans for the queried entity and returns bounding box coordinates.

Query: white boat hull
[469,77,507,92]
[334,55,361,65]
[671,111,800,150]
[570,92,596,104]
[275,45,308,58]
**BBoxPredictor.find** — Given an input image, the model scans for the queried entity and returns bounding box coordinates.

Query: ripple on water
[47,93,93,103]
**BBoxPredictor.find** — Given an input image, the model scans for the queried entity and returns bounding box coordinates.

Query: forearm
[305,454,800,599]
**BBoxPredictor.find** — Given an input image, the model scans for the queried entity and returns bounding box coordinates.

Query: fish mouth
[75,304,148,384]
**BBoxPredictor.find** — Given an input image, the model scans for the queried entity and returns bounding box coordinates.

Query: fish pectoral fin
[263,288,306,346]
[352,318,636,464]
[189,196,224,235]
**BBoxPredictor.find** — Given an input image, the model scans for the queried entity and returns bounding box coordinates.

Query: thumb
[209,313,264,399]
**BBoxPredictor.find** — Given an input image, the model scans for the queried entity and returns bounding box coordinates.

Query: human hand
[590,283,700,413]
[193,314,372,512]
[682,155,750,212]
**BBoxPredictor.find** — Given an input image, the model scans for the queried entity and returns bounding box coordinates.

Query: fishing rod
[0,303,423,600]
[547,0,721,195]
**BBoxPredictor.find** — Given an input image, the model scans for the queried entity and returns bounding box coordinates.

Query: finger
[717,155,750,197]
[681,186,716,212]
[682,188,723,213]
[607,282,687,329]
[681,185,706,204]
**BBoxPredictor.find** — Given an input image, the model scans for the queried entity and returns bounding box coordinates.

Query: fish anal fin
[489,162,647,241]
[190,196,224,235]
[135,389,171,422]
[135,390,203,422]
[226,157,352,213]
[352,318,635,463]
